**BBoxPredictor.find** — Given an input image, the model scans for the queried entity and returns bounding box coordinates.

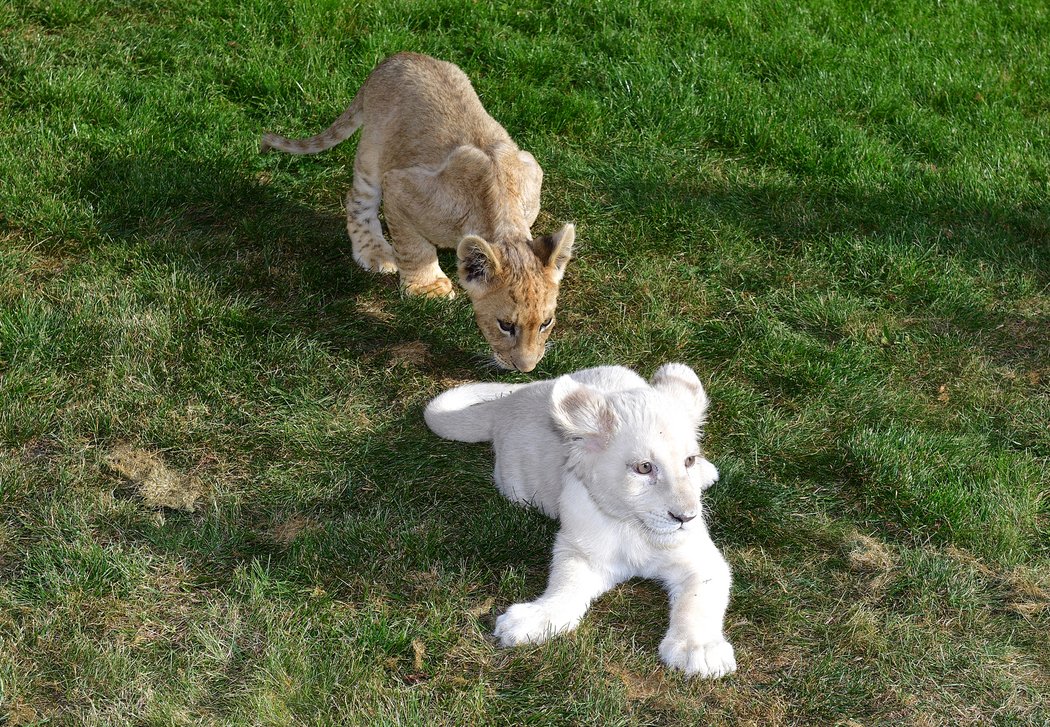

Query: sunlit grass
[1,0,1047,724]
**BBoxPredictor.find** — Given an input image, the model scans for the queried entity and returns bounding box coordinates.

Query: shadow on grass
[602,156,1050,283]
[603,164,1049,348]
[74,148,488,368]
[72,146,556,597]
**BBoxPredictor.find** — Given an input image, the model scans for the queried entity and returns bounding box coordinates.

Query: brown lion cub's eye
[540,317,554,330]
[497,319,516,334]
[685,455,696,468]
[634,461,653,475]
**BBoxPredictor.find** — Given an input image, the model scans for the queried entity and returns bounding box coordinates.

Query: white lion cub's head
[550,363,719,542]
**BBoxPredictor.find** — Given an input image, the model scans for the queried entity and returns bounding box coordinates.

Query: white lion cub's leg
[495,536,618,646]
[345,166,398,275]
[658,557,736,678]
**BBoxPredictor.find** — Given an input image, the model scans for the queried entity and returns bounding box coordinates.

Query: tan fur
[260,53,574,372]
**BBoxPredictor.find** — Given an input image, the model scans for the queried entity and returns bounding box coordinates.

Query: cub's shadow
[77,147,551,594]
[77,149,480,368]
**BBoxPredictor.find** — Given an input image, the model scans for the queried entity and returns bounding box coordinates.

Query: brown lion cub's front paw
[353,248,398,275]
[372,258,399,275]
[403,276,456,299]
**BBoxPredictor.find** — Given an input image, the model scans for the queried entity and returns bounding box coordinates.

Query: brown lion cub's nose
[514,356,539,373]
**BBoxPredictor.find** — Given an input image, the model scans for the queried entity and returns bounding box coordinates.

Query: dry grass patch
[266,515,314,547]
[103,445,203,512]
[845,531,897,597]
[943,545,1050,621]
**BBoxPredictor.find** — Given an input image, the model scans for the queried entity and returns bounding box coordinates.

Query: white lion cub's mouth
[640,514,692,538]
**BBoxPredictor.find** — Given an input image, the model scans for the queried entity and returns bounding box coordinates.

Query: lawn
[1,0,1048,724]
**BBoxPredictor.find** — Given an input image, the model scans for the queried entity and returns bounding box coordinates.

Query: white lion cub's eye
[685,455,697,468]
[633,461,653,475]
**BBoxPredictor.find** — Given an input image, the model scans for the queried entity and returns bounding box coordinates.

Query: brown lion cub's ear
[531,223,575,283]
[457,234,504,295]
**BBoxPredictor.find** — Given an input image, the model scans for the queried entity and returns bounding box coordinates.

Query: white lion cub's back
[424,366,645,517]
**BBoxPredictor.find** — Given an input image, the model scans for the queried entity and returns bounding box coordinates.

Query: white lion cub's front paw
[659,633,736,679]
[493,602,575,647]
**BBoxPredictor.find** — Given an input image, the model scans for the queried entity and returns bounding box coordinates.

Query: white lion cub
[424,364,736,678]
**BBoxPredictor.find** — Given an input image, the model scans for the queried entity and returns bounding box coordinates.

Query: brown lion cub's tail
[259,95,363,155]
[424,383,527,443]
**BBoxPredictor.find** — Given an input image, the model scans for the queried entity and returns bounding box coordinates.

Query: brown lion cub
[260,52,575,372]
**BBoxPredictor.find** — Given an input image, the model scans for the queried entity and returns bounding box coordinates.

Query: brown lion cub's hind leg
[345,169,398,275]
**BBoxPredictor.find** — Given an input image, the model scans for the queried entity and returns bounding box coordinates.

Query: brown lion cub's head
[457,224,575,373]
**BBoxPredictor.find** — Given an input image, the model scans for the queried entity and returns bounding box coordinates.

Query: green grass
[1,0,1048,723]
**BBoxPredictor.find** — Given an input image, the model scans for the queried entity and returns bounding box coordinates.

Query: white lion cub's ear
[457,234,503,295]
[550,375,618,452]
[650,363,709,428]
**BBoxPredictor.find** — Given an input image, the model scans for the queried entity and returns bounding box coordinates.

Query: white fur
[424,364,736,678]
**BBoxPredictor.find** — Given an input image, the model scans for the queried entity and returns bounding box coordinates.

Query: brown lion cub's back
[261,53,575,372]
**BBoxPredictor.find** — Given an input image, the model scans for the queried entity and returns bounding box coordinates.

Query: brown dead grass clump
[355,297,395,323]
[104,445,203,512]
[846,533,894,572]
[267,515,313,547]
[387,341,430,367]
[845,532,896,595]
[2,699,40,727]
[604,663,665,701]
[1005,578,1050,619]
[361,341,431,368]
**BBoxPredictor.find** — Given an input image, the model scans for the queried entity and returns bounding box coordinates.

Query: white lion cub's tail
[424,383,525,443]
